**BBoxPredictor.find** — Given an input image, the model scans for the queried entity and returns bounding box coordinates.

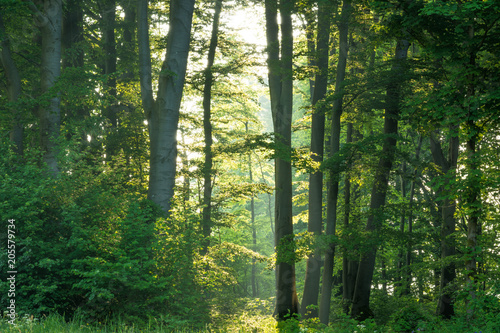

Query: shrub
[387,303,430,333]
[0,141,205,326]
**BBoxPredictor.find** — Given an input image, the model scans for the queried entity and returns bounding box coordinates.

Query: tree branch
[23,0,49,27]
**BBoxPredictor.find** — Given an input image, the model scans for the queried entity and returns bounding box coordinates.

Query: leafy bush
[0,141,205,326]
[387,303,430,333]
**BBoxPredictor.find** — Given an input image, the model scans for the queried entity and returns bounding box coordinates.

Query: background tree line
[0,0,499,331]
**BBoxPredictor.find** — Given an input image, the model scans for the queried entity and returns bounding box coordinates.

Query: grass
[0,314,195,333]
[0,312,277,333]
[1,310,497,332]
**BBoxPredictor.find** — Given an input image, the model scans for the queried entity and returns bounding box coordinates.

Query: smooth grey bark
[430,129,458,319]
[302,7,315,99]
[395,161,407,295]
[247,123,258,298]
[301,0,331,319]
[121,0,137,80]
[265,0,299,321]
[138,0,195,216]
[201,0,223,255]
[464,25,481,320]
[258,159,275,236]
[319,0,350,325]
[342,122,358,313]
[250,167,258,297]
[403,135,423,295]
[102,0,117,84]
[137,0,153,117]
[26,0,63,175]
[62,0,90,148]
[395,136,422,296]
[465,124,480,319]
[350,38,410,320]
[101,0,119,159]
[0,13,23,155]
[179,132,191,209]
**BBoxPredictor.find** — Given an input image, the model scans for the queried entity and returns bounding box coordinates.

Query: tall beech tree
[201,0,223,255]
[300,0,331,319]
[25,0,63,175]
[101,0,118,158]
[463,21,482,320]
[0,11,23,155]
[264,0,299,321]
[246,122,258,298]
[319,0,351,324]
[39,0,62,174]
[120,0,137,80]
[350,37,410,320]
[402,135,423,296]
[61,0,91,151]
[430,128,458,318]
[138,0,195,216]
[342,123,361,313]
[62,0,84,69]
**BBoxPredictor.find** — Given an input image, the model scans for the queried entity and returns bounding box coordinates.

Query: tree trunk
[30,0,63,176]
[350,38,409,320]
[0,13,23,155]
[137,0,154,117]
[301,0,331,319]
[62,0,90,145]
[430,129,458,319]
[464,25,481,320]
[258,159,275,236]
[403,135,423,296]
[62,0,84,69]
[201,0,223,255]
[265,0,299,321]
[303,6,315,100]
[121,0,137,80]
[319,0,350,325]
[247,123,258,298]
[396,161,407,295]
[465,121,480,320]
[342,122,358,313]
[179,133,191,209]
[101,0,118,158]
[138,0,195,216]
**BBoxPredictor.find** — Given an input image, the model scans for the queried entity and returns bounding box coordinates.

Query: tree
[101,0,118,158]
[401,135,423,296]
[201,0,223,255]
[62,0,84,70]
[430,129,458,318]
[350,37,410,320]
[246,122,258,298]
[264,0,299,321]
[61,0,89,148]
[26,0,63,175]
[414,0,500,318]
[300,0,331,319]
[0,11,23,155]
[319,0,351,324]
[138,0,196,216]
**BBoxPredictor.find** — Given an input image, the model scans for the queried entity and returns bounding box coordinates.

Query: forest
[0,0,499,332]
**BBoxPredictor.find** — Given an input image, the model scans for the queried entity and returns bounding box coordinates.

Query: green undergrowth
[1,311,498,333]
[0,313,208,333]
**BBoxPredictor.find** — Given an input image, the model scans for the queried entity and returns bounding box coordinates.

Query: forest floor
[0,312,496,333]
